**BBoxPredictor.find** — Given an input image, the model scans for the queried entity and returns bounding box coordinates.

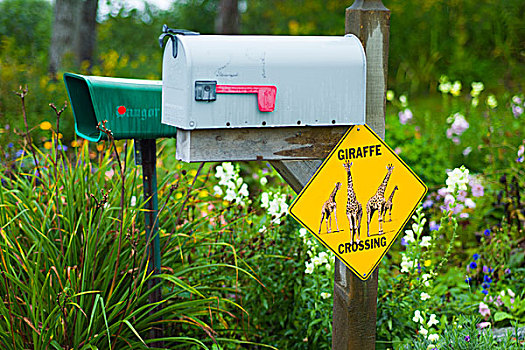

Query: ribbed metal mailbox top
[161,34,366,130]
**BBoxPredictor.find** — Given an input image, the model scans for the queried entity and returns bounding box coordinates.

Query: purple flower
[422,199,434,208]
[513,105,523,118]
[58,145,68,151]
[471,183,484,197]
[401,237,408,246]
[465,276,471,283]
[7,143,13,148]
[482,282,490,289]
[464,335,471,342]
[482,289,488,295]
[469,261,477,269]
[505,268,511,274]
[398,108,413,125]
[483,275,492,283]
[473,253,479,261]
[484,229,490,237]
[437,187,449,198]
[429,221,440,231]
[483,265,489,274]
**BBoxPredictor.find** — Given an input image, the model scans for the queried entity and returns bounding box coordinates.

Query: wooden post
[273,1,389,349]
[331,1,390,349]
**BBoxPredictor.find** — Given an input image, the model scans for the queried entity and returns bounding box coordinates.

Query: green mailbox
[63,73,177,141]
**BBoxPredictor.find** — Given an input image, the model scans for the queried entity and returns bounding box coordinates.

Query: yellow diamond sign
[289,124,427,280]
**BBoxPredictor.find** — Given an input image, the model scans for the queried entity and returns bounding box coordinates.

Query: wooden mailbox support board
[174,1,389,348]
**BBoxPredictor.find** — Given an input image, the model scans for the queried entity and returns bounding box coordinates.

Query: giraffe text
[337,236,387,254]
[337,144,382,161]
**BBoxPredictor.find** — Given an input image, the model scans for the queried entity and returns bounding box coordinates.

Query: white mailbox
[161,33,366,130]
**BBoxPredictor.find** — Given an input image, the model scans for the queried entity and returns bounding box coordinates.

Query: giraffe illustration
[318,182,342,234]
[366,164,394,236]
[343,161,362,244]
[384,185,399,222]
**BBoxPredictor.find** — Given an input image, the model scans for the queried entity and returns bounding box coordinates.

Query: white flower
[213,185,223,196]
[259,225,266,233]
[427,314,439,327]
[224,188,236,202]
[130,195,136,206]
[400,254,415,273]
[486,94,498,108]
[420,236,432,248]
[422,273,432,287]
[507,289,515,297]
[299,228,308,238]
[471,82,484,97]
[399,95,408,107]
[305,261,314,274]
[321,292,331,300]
[261,192,270,207]
[500,290,505,297]
[419,326,428,337]
[312,256,322,266]
[450,81,462,96]
[236,177,243,187]
[238,183,249,197]
[439,80,451,94]
[260,176,268,186]
[420,292,431,301]
[413,310,424,323]
[464,198,476,209]
[428,333,439,342]
[318,252,328,264]
[403,230,416,244]
[325,263,332,271]
[446,166,470,193]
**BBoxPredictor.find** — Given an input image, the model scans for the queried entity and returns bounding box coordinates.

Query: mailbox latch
[195,81,217,102]
[194,80,277,112]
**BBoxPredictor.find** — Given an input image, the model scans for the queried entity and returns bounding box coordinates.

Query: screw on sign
[289,124,427,280]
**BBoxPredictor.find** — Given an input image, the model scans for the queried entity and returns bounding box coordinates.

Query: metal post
[138,139,163,343]
[331,1,390,349]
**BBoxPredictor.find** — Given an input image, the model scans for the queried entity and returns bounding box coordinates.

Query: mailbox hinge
[159,24,200,58]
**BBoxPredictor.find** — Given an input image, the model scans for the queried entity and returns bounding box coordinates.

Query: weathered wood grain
[176,126,349,162]
[331,1,390,350]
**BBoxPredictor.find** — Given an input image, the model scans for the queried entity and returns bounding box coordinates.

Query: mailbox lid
[162,34,366,130]
[64,73,176,141]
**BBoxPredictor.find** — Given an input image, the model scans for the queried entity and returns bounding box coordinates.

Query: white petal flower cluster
[261,192,289,224]
[446,166,470,193]
[413,310,440,341]
[214,162,250,206]
[400,253,416,273]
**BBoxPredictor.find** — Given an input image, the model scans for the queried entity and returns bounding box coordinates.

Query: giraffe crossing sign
[289,124,427,280]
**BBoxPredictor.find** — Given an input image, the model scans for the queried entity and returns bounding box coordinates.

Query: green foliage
[403,315,523,349]
[0,0,52,59]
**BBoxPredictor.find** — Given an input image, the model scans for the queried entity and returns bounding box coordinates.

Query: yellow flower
[175,192,183,199]
[424,259,432,267]
[96,144,104,151]
[44,141,52,149]
[198,190,209,198]
[40,121,52,130]
[71,140,80,148]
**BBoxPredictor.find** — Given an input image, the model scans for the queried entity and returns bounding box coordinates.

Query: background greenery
[0,0,523,349]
